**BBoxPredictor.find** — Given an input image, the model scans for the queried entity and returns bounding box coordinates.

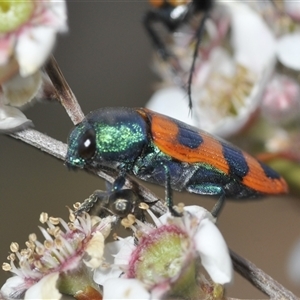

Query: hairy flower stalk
[1,210,115,299]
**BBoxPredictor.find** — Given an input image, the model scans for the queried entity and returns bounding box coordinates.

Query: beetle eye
[78,128,96,160]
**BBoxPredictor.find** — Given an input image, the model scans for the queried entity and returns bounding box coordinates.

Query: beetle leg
[210,193,226,219]
[74,190,109,217]
[186,184,226,218]
[111,169,127,192]
[163,165,182,217]
[143,10,185,86]
[143,10,176,61]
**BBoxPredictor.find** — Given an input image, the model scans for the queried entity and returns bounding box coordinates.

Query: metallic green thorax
[95,122,145,154]
[66,108,149,169]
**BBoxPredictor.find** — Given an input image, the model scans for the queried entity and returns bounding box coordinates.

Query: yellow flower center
[0,0,34,34]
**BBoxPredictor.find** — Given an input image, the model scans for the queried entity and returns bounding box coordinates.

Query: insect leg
[210,192,225,219]
[75,168,127,217]
[163,165,182,217]
[74,190,109,217]
[143,10,174,61]
[74,188,143,220]
[111,169,126,192]
[187,184,226,218]
[143,10,185,88]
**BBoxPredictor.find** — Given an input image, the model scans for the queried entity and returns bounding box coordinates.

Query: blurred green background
[1,2,300,298]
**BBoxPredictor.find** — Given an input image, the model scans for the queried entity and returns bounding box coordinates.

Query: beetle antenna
[187,10,210,112]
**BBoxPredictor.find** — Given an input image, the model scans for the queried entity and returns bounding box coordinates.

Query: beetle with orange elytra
[66,107,288,217]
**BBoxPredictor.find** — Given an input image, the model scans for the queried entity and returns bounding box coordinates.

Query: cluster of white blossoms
[1,205,233,299]
[0,0,67,132]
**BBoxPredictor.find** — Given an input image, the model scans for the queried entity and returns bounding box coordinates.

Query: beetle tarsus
[112,172,126,191]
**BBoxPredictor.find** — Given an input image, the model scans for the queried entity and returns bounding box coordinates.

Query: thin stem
[230,249,298,300]
[44,56,85,125]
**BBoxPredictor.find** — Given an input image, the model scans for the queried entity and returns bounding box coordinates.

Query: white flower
[0,1,67,76]
[0,104,32,133]
[0,0,67,132]
[95,205,233,299]
[1,211,114,299]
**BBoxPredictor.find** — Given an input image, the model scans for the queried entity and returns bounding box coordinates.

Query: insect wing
[240,151,288,194]
[140,108,229,171]
[139,108,288,195]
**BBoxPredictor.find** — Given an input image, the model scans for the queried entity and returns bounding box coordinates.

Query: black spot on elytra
[259,161,280,179]
[222,142,249,179]
[177,126,203,149]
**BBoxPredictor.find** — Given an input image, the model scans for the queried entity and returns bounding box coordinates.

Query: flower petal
[83,231,105,269]
[42,1,68,30]
[94,264,124,286]
[226,2,276,73]
[15,26,57,77]
[2,71,42,107]
[0,35,14,65]
[159,205,215,225]
[24,272,61,300]
[146,86,198,127]
[93,237,135,285]
[1,275,27,299]
[103,278,150,300]
[0,106,33,132]
[113,237,135,265]
[277,33,300,71]
[195,218,233,284]
[183,205,215,223]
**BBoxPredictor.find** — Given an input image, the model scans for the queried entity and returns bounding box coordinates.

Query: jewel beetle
[143,0,213,109]
[66,107,288,218]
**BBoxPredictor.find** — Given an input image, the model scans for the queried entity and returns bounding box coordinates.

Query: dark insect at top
[144,0,214,109]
